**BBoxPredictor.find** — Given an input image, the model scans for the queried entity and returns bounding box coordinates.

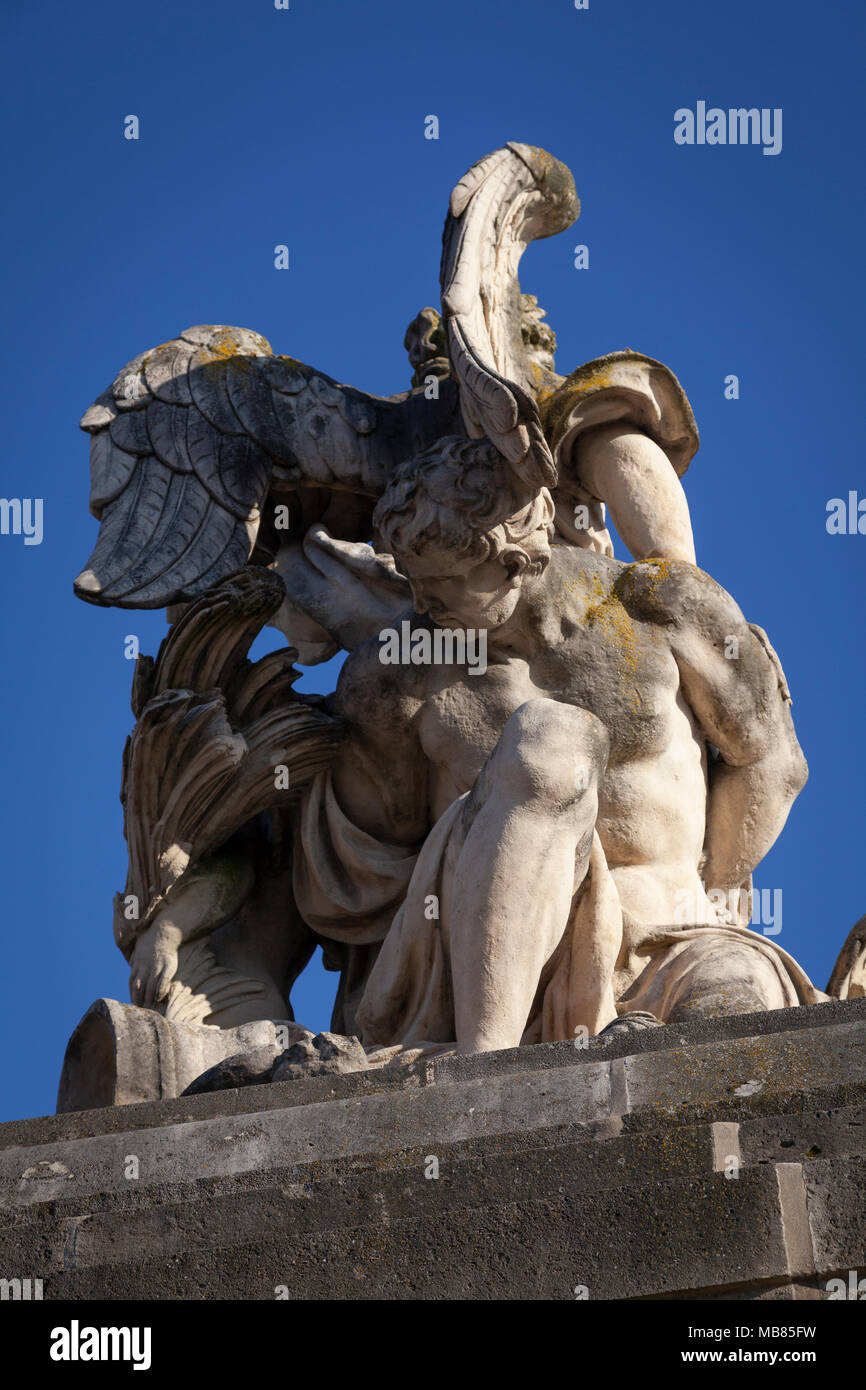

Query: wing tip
[73,568,105,604]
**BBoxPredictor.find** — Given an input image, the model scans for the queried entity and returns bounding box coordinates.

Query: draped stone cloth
[293,769,824,1049]
[618,924,824,1018]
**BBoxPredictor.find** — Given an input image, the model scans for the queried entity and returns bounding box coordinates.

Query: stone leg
[626,935,793,1023]
[449,697,614,1053]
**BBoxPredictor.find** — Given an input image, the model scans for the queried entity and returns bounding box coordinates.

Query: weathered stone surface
[182,1044,291,1096]
[181,1028,371,1094]
[802,1155,866,1274]
[56,999,288,1111]
[4,1003,865,1300]
[272,1031,369,1082]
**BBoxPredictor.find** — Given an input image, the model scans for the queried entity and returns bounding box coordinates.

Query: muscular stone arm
[618,561,808,892]
[576,424,696,563]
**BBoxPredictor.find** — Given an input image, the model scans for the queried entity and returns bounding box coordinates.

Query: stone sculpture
[63,143,864,1106]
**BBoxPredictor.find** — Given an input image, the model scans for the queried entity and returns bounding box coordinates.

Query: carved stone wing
[117,567,345,953]
[76,325,460,609]
[440,143,581,491]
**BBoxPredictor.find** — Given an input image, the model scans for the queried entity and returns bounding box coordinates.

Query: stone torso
[402,549,710,874]
[334,547,721,950]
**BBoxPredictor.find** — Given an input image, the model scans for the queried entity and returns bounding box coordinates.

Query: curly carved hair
[373,437,554,571]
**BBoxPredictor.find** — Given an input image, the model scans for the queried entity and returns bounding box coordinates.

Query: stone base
[2,999,865,1300]
[56,998,289,1110]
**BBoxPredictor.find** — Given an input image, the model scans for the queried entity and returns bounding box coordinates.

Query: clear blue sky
[1,0,864,1121]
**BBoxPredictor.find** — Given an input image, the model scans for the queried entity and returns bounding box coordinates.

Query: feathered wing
[77,327,272,609]
[76,325,460,610]
[76,146,579,610]
[116,568,346,1027]
[439,142,581,491]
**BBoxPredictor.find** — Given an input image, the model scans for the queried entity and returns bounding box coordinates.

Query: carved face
[400,544,527,631]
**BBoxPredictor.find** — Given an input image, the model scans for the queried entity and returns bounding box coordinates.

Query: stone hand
[129,920,182,1009]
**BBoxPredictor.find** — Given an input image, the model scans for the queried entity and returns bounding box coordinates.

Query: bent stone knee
[660,943,791,1022]
[494,697,609,806]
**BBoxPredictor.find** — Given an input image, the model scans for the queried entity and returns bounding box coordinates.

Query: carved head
[373,436,554,630]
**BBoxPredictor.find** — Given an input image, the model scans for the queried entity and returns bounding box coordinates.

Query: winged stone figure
[76,144,702,648]
[66,138,866,1111]
[71,143,732,1035]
